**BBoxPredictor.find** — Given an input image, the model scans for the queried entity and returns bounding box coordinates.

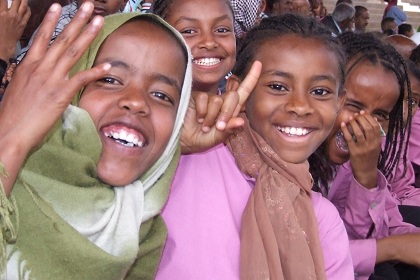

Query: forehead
[167,0,234,21]
[346,60,399,107]
[255,35,340,77]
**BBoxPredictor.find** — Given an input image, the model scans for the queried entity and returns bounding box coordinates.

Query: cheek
[153,109,177,147]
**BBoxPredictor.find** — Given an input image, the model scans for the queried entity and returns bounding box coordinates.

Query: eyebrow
[346,97,366,109]
[173,15,232,26]
[267,70,337,84]
[151,72,182,92]
[101,60,182,92]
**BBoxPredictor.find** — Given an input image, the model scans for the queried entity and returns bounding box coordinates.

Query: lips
[93,6,107,17]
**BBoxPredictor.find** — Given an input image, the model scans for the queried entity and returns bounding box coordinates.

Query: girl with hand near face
[156,14,354,280]
[310,31,420,280]
[0,3,192,279]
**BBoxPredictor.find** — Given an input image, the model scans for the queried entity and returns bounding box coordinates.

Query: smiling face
[78,20,186,186]
[164,0,236,93]
[245,35,343,164]
[325,59,400,165]
[78,0,127,20]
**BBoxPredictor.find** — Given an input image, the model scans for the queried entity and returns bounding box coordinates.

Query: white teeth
[193,58,221,66]
[277,126,309,136]
[105,130,144,147]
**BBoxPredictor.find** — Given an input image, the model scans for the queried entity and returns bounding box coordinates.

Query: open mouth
[193,58,221,66]
[276,126,310,136]
[104,130,144,148]
[335,131,349,152]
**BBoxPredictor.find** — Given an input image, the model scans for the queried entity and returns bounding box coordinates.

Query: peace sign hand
[181,61,262,154]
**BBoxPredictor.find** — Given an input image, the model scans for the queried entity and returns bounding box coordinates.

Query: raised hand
[341,111,383,189]
[181,61,262,154]
[0,2,109,196]
[0,0,31,60]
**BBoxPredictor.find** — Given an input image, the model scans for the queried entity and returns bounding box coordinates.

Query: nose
[284,92,314,116]
[198,30,218,50]
[118,89,150,116]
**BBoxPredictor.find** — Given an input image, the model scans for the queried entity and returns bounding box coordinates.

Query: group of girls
[0,0,420,279]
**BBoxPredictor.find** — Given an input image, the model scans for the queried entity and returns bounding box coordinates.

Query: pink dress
[156,144,354,279]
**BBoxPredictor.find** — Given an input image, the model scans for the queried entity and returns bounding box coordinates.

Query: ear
[258,0,267,14]
[226,74,241,92]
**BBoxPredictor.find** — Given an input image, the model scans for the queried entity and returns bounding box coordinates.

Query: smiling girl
[0,3,192,279]
[156,14,353,280]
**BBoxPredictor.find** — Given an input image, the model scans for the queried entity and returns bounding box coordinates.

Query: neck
[192,82,221,95]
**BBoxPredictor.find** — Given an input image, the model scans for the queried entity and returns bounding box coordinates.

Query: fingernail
[202,126,210,133]
[103,63,111,71]
[81,2,92,12]
[49,3,59,12]
[216,121,226,130]
[197,118,204,124]
[91,16,102,26]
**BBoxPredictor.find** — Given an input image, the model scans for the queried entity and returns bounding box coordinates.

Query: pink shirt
[409,110,420,188]
[156,145,354,280]
[328,162,420,279]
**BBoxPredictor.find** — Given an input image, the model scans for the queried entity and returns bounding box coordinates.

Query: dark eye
[408,97,419,107]
[268,83,287,91]
[99,77,120,85]
[215,27,231,33]
[311,88,331,96]
[152,92,174,105]
[180,28,196,35]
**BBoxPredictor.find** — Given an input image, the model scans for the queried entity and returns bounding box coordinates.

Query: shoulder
[312,191,343,232]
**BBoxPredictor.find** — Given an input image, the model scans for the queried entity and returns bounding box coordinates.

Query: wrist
[354,170,378,189]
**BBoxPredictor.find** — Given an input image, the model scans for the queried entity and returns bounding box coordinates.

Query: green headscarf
[1,12,192,280]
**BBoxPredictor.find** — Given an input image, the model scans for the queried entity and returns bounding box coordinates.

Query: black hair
[152,0,234,20]
[354,5,368,17]
[233,14,346,93]
[381,17,396,32]
[398,23,413,35]
[311,31,412,191]
[409,44,420,67]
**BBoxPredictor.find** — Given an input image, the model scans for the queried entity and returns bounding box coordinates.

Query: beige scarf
[228,115,326,280]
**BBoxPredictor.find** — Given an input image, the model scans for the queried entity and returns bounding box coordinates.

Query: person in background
[399,23,415,37]
[383,0,407,26]
[265,0,292,16]
[17,0,128,62]
[291,0,311,17]
[321,3,355,35]
[382,16,398,35]
[354,5,369,33]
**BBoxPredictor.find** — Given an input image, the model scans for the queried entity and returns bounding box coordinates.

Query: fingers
[341,111,381,150]
[9,0,21,12]
[24,3,62,62]
[192,92,209,124]
[54,15,104,74]
[64,63,111,103]
[45,3,99,69]
[234,60,262,115]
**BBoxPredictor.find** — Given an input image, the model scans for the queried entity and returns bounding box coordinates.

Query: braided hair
[338,31,411,180]
[231,14,346,192]
[232,14,346,92]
